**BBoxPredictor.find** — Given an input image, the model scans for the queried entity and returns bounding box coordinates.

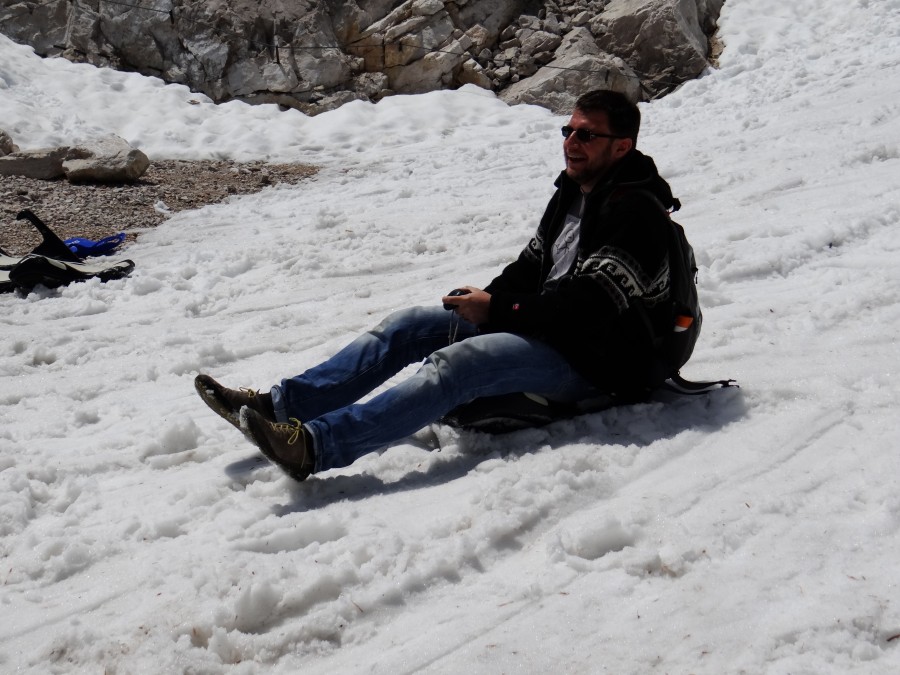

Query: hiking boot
[240,408,315,481]
[194,373,276,430]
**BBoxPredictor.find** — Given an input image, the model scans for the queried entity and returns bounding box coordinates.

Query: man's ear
[613,137,634,159]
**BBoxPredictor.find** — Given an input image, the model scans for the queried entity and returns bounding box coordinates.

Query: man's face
[563,108,634,193]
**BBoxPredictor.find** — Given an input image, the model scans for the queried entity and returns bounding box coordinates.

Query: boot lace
[272,418,304,445]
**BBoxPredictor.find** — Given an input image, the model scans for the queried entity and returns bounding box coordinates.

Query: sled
[440,374,737,433]
[8,254,135,291]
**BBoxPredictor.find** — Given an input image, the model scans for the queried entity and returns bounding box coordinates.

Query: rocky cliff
[0,0,724,114]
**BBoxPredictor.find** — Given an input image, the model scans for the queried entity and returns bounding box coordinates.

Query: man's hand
[442,286,491,325]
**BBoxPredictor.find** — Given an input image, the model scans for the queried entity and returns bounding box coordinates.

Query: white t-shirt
[545,193,585,286]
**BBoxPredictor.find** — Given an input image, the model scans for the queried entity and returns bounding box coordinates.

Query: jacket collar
[554,149,677,211]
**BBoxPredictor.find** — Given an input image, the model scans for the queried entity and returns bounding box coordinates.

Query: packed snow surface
[2,0,900,672]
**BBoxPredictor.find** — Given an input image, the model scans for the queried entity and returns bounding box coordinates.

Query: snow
[1,0,899,671]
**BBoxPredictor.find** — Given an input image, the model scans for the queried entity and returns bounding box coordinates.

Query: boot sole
[194,374,243,430]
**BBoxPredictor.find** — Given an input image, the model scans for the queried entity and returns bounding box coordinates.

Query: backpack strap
[662,372,738,394]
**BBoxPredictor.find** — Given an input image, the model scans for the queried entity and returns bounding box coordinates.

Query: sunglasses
[561,125,624,142]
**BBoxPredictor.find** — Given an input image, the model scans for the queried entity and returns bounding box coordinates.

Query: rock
[543,13,562,35]
[465,24,492,52]
[62,136,151,183]
[388,37,468,93]
[501,52,642,113]
[457,59,493,89]
[572,11,593,26]
[0,0,67,56]
[226,59,300,97]
[520,30,563,56]
[696,0,726,32]
[556,27,603,59]
[0,147,86,180]
[412,0,445,16]
[456,0,529,39]
[386,16,430,44]
[500,28,642,112]
[0,130,19,156]
[595,0,716,92]
[354,72,391,98]
[0,0,722,114]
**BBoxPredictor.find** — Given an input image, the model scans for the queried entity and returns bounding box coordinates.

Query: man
[195,89,679,481]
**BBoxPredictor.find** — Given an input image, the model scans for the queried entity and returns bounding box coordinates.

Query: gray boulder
[0,136,149,182]
[500,29,642,112]
[62,136,151,182]
[0,146,86,179]
[595,0,717,92]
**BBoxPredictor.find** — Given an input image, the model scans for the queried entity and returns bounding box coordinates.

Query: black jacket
[484,149,678,396]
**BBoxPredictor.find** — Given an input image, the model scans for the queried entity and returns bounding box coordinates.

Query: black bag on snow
[2,210,134,293]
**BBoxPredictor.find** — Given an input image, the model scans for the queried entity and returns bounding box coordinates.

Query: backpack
[629,191,733,393]
[658,204,702,375]
[2,211,135,294]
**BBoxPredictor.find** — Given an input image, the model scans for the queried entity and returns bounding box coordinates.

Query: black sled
[440,374,737,434]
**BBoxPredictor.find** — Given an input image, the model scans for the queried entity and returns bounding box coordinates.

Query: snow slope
[1,0,900,672]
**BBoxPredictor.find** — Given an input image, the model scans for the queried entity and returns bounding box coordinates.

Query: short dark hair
[574,89,641,144]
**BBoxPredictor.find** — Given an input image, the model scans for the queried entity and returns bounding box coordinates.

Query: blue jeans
[271,306,599,472]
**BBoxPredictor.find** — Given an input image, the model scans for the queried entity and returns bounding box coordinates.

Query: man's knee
[424,339,484,379]
[419,349,458,393]
[375,306,439,332]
